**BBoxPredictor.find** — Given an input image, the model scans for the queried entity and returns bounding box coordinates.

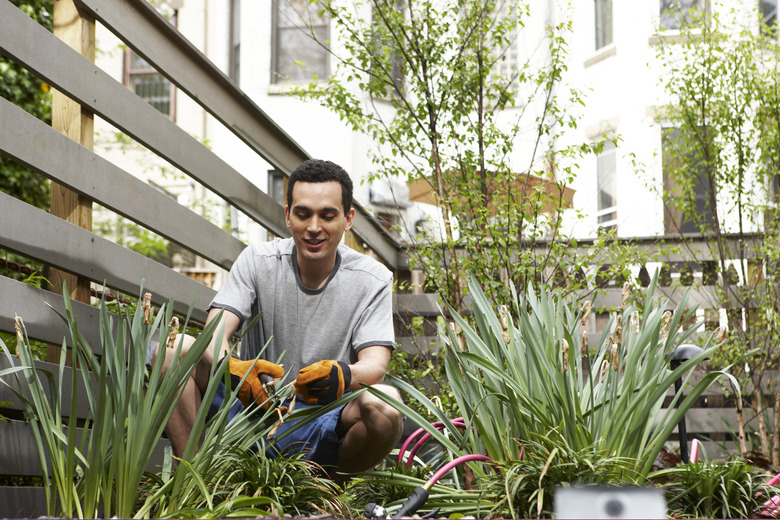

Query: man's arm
[345,345,392,391]
[203,306,241,364]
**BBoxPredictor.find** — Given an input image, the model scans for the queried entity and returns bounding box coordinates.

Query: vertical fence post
[47,0,95,362]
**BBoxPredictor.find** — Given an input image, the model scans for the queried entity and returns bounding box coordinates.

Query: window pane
[597,141,616,212]
[662,127,715,234]
[274,0,329,83]
[130,53,152,70]
[761,0,777,31]
[595,0,613,49]
[276,25,329,81]
[131,74,172,115]
[660,0,702,30]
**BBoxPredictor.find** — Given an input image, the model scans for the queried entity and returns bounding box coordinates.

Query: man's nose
[307,216,322,233]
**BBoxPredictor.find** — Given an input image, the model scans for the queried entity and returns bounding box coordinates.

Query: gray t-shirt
[208,238,395,383]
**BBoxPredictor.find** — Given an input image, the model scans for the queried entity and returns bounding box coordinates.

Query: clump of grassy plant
[485,431,643,519]
[652,459,779,519]
[0,284,293,519]
[140,446,348,518]
[369,272,740,515]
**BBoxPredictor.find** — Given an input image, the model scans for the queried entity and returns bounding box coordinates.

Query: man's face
[285,181,355,266]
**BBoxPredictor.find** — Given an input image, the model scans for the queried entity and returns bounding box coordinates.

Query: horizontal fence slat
[0,278,104,351]
[0,193,214,322]
[0,486,47,518]
[0,419,170,477]
[0,96,244,271]
[0,0,289,239]
[0,356,94,419]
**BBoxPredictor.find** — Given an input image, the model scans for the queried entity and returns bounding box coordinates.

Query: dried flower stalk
[660,311,672,340]
[581,301,592,327]
[581,329,588,357]
[167,316,179,350]
[715,327,727,343]
[631,310,640,333]
[142,293,152,324]
[14,315,24,357]
[615,325,623,347]
[562,339,569,373]
[620,281,631,311]
[611,340,619,371]
[499,305,509,344]
[600,359,609,382]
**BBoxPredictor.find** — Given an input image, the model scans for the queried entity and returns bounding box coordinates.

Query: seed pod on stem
[562,339,569,373]
[631,310,640,333]
[581,301,592,327]
[715,327,727,343]
[620,281,631,311]
[581,329,588,357]
[499,305,509,344]
[167,316,179,350]
[660,311,672,341]
[142,293,152,324]
[14,315,24,357]
[611,339,619,371]
[600,359,609,382]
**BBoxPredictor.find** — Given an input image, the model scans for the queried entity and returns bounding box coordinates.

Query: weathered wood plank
[0,419,171,476]
[0,486,47,518]
[0,195,215,325]
[0,97,245,272]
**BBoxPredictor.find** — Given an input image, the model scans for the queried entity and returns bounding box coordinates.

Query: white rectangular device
[554,486,667,519]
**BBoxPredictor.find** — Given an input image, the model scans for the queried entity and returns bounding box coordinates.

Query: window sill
[648,30,703,46]
[584,44,616,68]
[267,81,328,95]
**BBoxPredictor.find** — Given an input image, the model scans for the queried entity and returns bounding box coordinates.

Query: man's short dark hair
[287,159,353,214]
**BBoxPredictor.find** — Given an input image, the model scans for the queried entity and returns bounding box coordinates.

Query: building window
[761,0,778,32]
[660,0,705,30]
[229,0,241,83]
[595,0,613,50]
[125,51,174,118]
[268,170,286,205]
[597,140,617,231]
[662,127,715,234]
[272,0,329,84]
[370,1,404,97]
[493,1,520,88]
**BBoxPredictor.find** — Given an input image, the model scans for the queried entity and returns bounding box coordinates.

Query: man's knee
[351,384,403,436]
[154,333,196,373]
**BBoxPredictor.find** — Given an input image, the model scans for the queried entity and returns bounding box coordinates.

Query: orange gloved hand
[294,360,352,405]
[225,357,284,409]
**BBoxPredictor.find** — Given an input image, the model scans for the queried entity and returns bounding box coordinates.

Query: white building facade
[93,0,779,279]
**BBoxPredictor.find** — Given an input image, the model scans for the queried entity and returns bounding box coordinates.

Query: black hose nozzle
[392,486,429,519]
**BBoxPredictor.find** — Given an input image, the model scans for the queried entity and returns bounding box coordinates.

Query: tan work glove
[294,360,352,405]
[225,357,284,409]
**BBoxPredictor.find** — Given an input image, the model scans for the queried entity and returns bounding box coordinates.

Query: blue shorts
[206,380,346,469]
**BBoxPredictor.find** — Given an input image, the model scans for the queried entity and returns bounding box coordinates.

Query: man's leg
[336,384,403,475]
[153,334,215,458]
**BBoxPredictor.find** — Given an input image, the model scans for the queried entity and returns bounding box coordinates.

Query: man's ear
[345,208,355,231]
[284,205,291,228]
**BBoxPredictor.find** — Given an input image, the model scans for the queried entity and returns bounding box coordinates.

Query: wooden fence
[0,0,774,517]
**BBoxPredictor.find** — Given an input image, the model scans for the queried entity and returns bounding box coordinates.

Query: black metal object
[670,344,703,464]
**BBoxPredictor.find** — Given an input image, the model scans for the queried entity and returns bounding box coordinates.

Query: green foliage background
[0,0,52,211]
